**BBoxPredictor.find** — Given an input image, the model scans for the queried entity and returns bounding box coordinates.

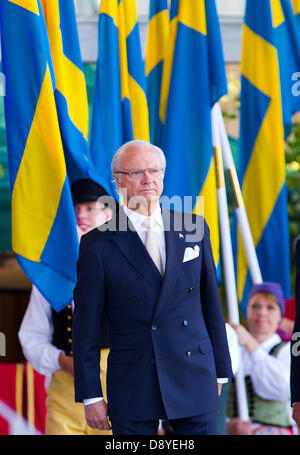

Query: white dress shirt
[241,333,291,401]
[238,333,293,431]
[18,285,66,388]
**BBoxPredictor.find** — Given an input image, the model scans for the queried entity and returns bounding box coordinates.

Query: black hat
[71,179,108,204]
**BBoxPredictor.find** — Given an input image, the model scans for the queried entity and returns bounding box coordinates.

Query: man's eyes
[131,169,159,176]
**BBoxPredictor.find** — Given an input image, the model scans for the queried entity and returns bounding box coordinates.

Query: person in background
[227,282,294,435]
[18,179,114,435]
[276,297,295,341]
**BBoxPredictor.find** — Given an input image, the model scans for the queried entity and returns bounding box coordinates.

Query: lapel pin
[179,233,184,239]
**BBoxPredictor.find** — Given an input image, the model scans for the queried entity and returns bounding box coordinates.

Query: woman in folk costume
[227,282,294,435]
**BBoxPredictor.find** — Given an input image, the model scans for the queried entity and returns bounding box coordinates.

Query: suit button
[152,324,158,331]
[186,351,191,358]
[151,358,156,364]
[183,320,188,326]
[188,287,195,294]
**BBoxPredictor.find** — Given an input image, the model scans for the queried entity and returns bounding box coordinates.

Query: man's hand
[292,402,300,430]
[229,322,259,353]
[84,400,111,431]
[217,383,222,396]
[58,354,74,376]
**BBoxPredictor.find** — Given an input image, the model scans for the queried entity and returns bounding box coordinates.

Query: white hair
[111,139,166,175]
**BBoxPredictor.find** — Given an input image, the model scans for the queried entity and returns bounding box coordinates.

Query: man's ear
[113,173,121,188]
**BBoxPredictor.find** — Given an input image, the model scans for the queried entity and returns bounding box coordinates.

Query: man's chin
[138,191,158,200]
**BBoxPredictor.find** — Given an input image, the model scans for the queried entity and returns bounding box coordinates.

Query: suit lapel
[153,209,186,318]
[163,211,186,281]
[110,209,163,291]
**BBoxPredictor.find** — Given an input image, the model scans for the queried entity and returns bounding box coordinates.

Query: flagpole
[214,102,263,285]
[211,103,249,421]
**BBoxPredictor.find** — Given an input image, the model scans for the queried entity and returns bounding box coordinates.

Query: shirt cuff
[83,397,104,406]
[217,378,228,384]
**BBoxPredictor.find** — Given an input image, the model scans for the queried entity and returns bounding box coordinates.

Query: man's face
[114,145,164,212]
[74,201,112,233]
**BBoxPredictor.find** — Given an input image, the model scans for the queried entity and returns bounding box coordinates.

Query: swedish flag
[40,0,97,184]
[276,0,300,136]
[0,0,78,311]
[160,0,227,269]
[90,0,149,199]
[237,0,300,311]
[145,0,169,147]
[291,0,300,24]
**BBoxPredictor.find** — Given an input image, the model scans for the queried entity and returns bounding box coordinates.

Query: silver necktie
[142,218,163,276]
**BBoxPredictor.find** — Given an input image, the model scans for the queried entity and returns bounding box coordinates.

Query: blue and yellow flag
[90,0,150,199]
[40,0,98,184]
[276,0,300,136]
[145,0,169,147]
[0,0,78,311]
[291,0,300,24]
[160,0,227,270]
[237,0,298,312]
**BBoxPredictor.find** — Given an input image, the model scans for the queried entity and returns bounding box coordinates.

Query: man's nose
[141,170,154,183]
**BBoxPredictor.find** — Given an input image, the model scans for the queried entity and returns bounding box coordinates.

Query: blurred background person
[276,297,295,341]
[226,282,294,435]
[18,179,114,435]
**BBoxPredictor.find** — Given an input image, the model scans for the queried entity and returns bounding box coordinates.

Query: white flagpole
[0,399,41,435]
[214,102,263,284]
[211,103,249,421]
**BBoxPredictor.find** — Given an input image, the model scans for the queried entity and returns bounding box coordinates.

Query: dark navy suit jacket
[291,238,300,404]
[72,208,233,421]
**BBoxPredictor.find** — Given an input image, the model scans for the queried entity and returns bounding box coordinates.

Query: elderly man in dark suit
[72,140,233,435]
